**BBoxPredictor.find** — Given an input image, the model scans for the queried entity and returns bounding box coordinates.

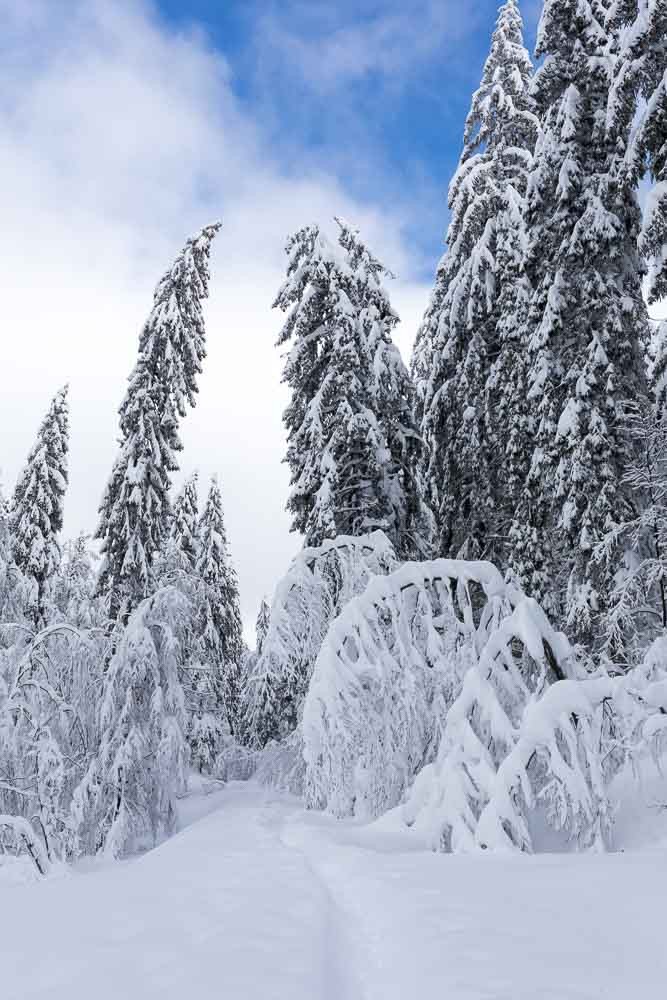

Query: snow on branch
[303,558,535,820]
[245,532,397,748]
[0,814,51,876]
[401,593,581,851]
[475,677,616,852]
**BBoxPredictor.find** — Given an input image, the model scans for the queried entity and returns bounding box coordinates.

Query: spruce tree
[159,472,200,585]
[608,0,667,305]
[10,386,69,626]
[336,219,430,557]
[413,0,536,561]
[510,0,650,648]
[195,476,244,739]
[255,598,270,656]
[275,225,371,545]
[0,480,30,627]
[96,223,220,621]
[275,222,425,556]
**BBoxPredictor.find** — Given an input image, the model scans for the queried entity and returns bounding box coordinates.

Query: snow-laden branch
[245,532,397,748]
[303,558,543,820]
[0,814,51,876]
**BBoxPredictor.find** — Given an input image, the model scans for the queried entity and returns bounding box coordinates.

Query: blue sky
[155,0,540,275]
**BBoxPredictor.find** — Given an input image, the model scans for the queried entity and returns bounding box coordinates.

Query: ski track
[2,780,667,999]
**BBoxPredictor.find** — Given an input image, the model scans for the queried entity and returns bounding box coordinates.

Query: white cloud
[0,0,430,637]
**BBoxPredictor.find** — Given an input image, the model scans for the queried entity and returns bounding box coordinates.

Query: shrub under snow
[245,531,397,748]
[303,558,521,819]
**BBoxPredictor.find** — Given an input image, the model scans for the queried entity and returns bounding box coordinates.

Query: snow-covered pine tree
[70,587,188,858]
[275,223,425,556]
[510,0,650,651]
[246,533,398,752]
[194,476,243,743]
[255,598,270,656]
[275,225,378,545]
[157,472,200,588]
[0,480,29,627]
[96,223,220,622]
[335,218,430,558]
[10,386,69,626]
[53,532,102,629]
[171,472,200,568]
[413,0,536,563]
[482,2,539,557]
[608,0,667,306]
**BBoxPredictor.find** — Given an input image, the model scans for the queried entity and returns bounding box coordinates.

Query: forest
[1,0,666,894]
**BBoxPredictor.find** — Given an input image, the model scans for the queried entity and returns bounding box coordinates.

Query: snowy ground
[2,776,667,999]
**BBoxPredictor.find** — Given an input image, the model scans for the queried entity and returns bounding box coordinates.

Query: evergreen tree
[255,597,270,656]
[70,588,189,858]
[171,473,200,571]
[157,472,200,589]
[510,0,650,649]
[195,476,243,740]
[336,218,430,558]
[275,222,425,555]
[608,0,667,305]
[275,224,371,545]
[413,0,536,561]
[54,532,102,628]
[10,386,69,626]
[0,479,30,630]
[96,223,220,621]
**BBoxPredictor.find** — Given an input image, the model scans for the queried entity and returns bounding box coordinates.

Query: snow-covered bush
[0,621,105,872]
[70,587,188,859]
[303,559,521,819]
[245,531,397,747]
[475,677,616,852]
[401,594,581,850]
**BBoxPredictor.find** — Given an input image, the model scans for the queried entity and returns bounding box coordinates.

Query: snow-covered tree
[156,472,200,592]
[400,592,587,852]
[246,532,397,749]
[413,0,536,563]
[255,598,271,656]
[96,223,221,622]
[0,480,30,628]
[10,386,69,626]
[275,224,377,545]
[0,618,106,870]
[170,472,200,573]
[595,404,667,658]
[510,0,650,647]
[53,533,103,629]
[275,223,426,557]
[194,476,243,741]
[303,559,511,819]
[608,0,667,305]
[70,587,188,858]
[335,218,430,558]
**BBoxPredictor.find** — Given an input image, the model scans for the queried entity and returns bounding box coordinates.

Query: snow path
[2,781,667,998]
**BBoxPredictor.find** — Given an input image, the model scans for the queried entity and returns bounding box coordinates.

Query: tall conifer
[96,223,220,620]
[413,1,536,561]
[510,0,650,647]
[11,386,69,625]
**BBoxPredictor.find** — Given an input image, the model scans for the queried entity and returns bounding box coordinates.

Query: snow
[3,779,667,999]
